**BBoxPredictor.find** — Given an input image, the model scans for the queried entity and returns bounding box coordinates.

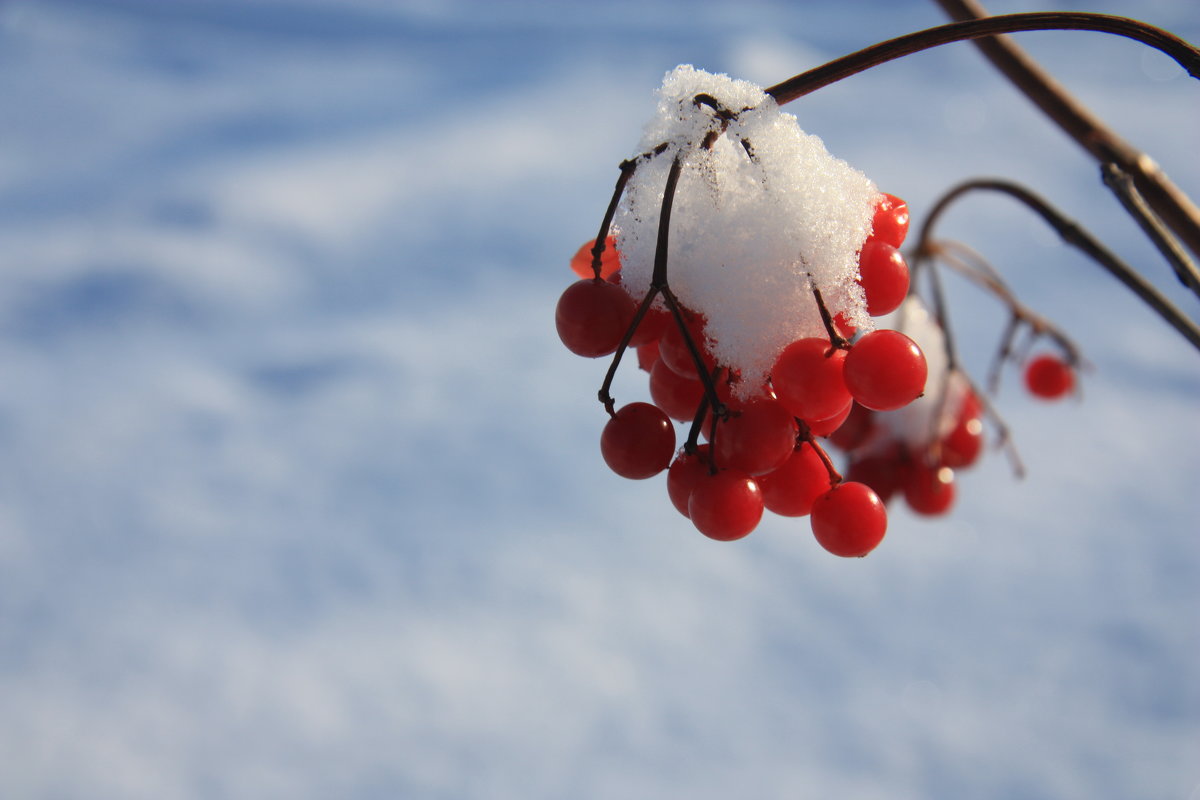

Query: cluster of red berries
[829,377,984,519]
[827,349,1076,520]
[557,195,938,557]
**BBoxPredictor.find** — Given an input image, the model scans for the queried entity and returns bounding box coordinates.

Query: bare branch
[933,0,1200,265]
[913,178,1200,352]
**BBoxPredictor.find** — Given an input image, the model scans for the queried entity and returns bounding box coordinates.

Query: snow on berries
[553,65,943,557]
[832,293,1077,519]
[615,65,881,397]
[555,53,1083,550]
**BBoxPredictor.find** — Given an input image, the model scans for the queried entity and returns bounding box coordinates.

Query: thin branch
[913,178,1200,352]
[765,12,1200,104]
[933,0,1200,264]
[1101,163,1200,297]
[590,160,636,279]
[797,422,844,486]
[809,285,850,350]
[928,239,1083,366]
[597,154,684,415]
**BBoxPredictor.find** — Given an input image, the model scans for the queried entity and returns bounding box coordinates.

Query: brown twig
[933,0,1200,264]
[1100,163,1200,296]
[927,239,1082,363]
[912,178,1200,351]
[765,12,1200,104]
[797,421,844,486]
[597,152,729,428]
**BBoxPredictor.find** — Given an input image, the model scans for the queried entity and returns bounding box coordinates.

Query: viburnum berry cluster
[555,66,935,557]
[554,12,1200,557]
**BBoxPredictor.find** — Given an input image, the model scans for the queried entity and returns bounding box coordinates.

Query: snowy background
[0,1,1197,798]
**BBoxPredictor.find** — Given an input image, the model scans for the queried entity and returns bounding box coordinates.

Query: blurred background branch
[934,0,1200,265]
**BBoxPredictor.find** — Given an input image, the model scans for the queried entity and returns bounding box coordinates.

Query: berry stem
[597,284,664,416]
[649,153,728,422]
[797,420,844,486]
[590,161,635,279]
[591,143,671,278]
[650,154,684,289]
[685,392,710,453]
[810,285,850,350]
[925,240,1082,370]
[987,313,1021,395]
[659,286,728,427]
[597,151,727,424]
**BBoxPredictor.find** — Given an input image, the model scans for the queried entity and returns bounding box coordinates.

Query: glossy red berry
[757,442,832,517]
[827,402,875,451]
[772,338,852,422]
[608,270,670,347]
[834,311,857,339]
[804,398,853,438]
[843,329,927,411]
[939,393,984,469]
[870,193,910,249]
[649,357,705,422]
[600,402,676,479]
[555,278,637,358]
[1024,354,1074,400]
[857,239,910,317]
[667,446,711,518]
[810,481,888,557]
[844,453,903,504]
[659,313,715,378]
[637,340,660,372]
[689,469,764,541]
[713,398,798,476]
[902,463,956,516]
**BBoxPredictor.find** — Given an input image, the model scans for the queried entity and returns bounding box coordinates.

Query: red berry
[827,402,875,452]
[713,398,798,476]
[844,453,903,504]
[757,442,832,517]
[939,393,984,469]
[688,470,764,541]
[870,193,910,249]
[857,240,910,317]
[659,313,715,378]
[697,372,771,438]
[600,402,676,480]
[772,338,852,422]
[667,446,711,518]
[608,271,670,347]
[649,357,705,422]
[810,481,888,557]
[902,463,956,516]
[1024,354,1074,400]
[834,311,857,339]
[637,340,660,373]
[843,329,927,411]
[555,278,637,358]
[569,236,621,280]
[805,398,853,438]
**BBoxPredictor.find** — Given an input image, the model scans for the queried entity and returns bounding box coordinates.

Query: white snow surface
[615,65,879,396]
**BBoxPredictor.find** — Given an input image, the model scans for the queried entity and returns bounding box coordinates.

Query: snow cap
[616,65,881,396]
